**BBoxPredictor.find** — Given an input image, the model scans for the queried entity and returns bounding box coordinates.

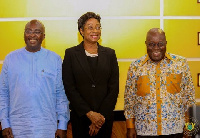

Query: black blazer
[62,42,119,120]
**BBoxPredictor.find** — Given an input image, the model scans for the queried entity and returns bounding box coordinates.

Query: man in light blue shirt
[0,19,70,138]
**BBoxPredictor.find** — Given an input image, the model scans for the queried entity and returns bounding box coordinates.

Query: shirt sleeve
[182,59,195,111]
[56,57,70,130]
[126,118,135,128]
[0,57,11,129]
[124,61,137,120]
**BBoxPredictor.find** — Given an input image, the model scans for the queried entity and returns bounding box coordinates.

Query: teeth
[153,52,161,56]
[29,40,37,43]
[92,36,98,38]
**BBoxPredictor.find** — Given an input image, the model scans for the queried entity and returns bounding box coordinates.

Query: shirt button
[92,84,95,88]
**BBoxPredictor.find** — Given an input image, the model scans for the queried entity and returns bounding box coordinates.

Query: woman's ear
[80,28,84,36]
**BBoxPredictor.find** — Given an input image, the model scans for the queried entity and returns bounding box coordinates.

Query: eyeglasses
[146,41,166,48]
[85,26,102,31]
[25,30,43,35]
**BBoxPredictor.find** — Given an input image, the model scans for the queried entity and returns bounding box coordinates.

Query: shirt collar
[141,52,172,65]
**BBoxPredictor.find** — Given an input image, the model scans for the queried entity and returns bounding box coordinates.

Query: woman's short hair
[78,12,101,36]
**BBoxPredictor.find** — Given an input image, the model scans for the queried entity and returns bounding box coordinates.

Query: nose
[29,32,36,37]
[153,44,160,49]
[92,28,98,32]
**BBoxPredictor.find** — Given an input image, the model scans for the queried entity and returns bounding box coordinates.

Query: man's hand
[55,129,67,138]
[127,128,136,138]
[2,127,14,138]
[86,111,105,128]
[89,123,100,136]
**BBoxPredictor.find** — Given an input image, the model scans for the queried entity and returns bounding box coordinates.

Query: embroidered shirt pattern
[124,53,195,135]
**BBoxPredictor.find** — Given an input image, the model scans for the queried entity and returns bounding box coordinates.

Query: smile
[153,51,161,56]
[91,35,98,38]
[29,39,37,44]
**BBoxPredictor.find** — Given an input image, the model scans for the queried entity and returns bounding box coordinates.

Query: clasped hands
[86,111,105,136]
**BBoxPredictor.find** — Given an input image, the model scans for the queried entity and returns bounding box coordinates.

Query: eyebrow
[86,23,101,26]
[25,28,42,31]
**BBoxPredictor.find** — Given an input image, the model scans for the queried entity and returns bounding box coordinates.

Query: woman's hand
[86,111,105,128]
[89,123,100,136]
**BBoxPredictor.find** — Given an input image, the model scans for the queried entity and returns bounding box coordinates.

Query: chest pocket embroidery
[166,73,182,94]
[136,75,150,97]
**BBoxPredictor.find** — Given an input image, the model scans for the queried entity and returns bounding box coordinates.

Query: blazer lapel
[75,43,94,82]
[95,45,107,81]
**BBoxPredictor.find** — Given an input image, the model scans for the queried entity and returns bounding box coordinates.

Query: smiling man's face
[146,29,167,63]
[24,20,45,52]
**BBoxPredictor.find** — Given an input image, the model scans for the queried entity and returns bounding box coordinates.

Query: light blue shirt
[0,47,70,138]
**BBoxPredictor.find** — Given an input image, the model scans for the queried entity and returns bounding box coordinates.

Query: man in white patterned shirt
[124,28,195,138]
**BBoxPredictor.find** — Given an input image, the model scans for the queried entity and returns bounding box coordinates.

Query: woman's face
[80,18,101,44]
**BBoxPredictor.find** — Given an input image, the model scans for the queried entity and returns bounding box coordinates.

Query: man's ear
[43,33,45,40]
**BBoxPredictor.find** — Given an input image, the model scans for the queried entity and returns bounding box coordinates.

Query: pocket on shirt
[41,69,56,78]
[136,75,150,97]
[166,73,182,94]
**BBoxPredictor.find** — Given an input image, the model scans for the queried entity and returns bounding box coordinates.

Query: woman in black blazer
[62,12,119,138]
